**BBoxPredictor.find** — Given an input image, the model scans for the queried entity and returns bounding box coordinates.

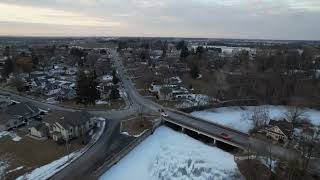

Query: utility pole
[65,135,70,160]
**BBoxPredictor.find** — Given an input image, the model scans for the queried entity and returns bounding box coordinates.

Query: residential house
[44,82,61,96]
[29,121,48,139]
[168,76,182,85]
[29,78,48,92]
[0,102,40,131]
[43,111,94,141]
[66,67,78,75]
[265,119,293,143]
[101,75,113,83]
[149,83,190,101]
[59,81,75,90]
[56,88,76,101]
[97,82,112,99]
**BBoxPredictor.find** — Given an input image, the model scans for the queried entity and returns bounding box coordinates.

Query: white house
[43,111,94,141]
[265,119,293,143]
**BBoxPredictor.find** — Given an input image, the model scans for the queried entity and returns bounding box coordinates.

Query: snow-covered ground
[191,106,320,133]
[16,152,79,180]
[100,126,241,180]
[0,131,10,139]
[121,129,148,138]
[96,100,110,105]
[0,131,22,142]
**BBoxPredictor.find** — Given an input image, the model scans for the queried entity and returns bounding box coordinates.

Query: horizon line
[0,35,319,42]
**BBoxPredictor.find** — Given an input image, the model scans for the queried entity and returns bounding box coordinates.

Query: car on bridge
[220,133,232,140]
[159,109,168,117]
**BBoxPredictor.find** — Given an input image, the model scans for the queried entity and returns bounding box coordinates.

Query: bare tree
[137,106,144,121]
[284,106,306,127]
[11,76,27,92]
[297,125,320,175]
[247,106,270,132]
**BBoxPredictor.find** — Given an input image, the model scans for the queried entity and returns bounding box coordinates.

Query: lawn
[0,135,83,179]
[121,117,153,137]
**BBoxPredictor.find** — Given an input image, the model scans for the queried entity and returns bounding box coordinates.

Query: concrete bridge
[163,118,246,149]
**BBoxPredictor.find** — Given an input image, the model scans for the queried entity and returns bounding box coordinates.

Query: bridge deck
[164,111,250,149]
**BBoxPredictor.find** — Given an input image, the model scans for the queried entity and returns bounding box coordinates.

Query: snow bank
[16,152,79,180]
[0,161,9,180]
[8,132,22,142]
[1,131,22,141]
[96,100,109,105]
[12,136,22,142]
[191,106,320,133]
[100,126,241,180]
[121,130,148,138]
[0,131,10,139]
[6,166,23,174]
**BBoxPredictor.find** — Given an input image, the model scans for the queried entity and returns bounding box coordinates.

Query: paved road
[0,87,136,118]
[0,87,76,112]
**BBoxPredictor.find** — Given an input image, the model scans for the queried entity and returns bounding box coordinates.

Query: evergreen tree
[180,46,189,60]
[196,46,204,59]
[110,87,120,100]
[112,70,119,85]
[190,64,200,79]
[76,71,100,105]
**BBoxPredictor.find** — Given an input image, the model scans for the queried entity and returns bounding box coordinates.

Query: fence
[93,120,162,178]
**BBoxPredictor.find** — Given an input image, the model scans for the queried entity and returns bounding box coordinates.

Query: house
[43,111,94,141]
[29,122,48,139]
[56,88,76,101]
[97,83,112,99]
[44,82,61,96]
[66,67,78,75]
[149,84,189,101]
[168,76,182,85]
[60,82,75,90]
[101,75,113,82]
[265,119,293,143]
[0,102,40,131]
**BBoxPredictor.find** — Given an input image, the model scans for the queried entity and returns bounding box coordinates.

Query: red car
[220,133,231,140]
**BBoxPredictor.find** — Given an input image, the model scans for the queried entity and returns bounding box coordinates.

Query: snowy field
[191,106,320,133]
[100,126,241,180]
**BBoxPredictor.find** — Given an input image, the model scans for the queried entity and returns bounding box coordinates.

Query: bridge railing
[165,107,249,137]
[93,120,162,178]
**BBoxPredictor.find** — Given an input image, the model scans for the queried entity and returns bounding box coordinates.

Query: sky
[0,0,319,40]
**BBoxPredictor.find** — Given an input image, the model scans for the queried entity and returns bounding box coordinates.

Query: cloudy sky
[0,0,319,40]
